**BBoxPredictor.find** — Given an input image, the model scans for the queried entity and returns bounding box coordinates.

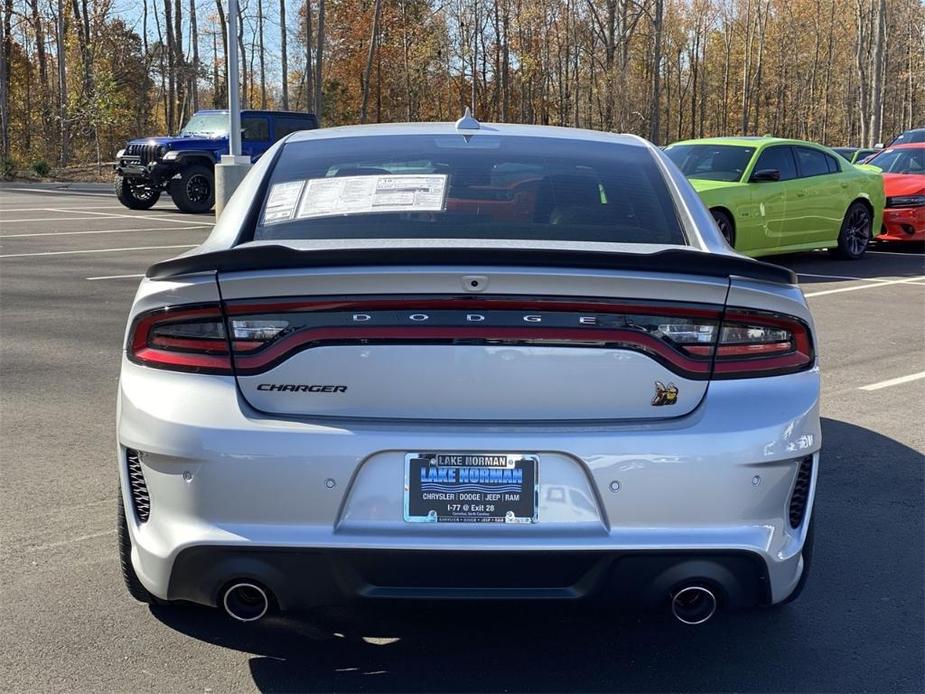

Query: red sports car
[866,143,925,242]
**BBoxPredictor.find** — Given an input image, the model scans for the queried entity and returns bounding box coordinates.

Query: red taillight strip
[711,309,814,378]
[715,341,794,357]
[132,347,233,371]
[231,326,714,377]
[128,304,234,374]
[686,341,793,357]
[225,297,724,320]
[148,336,229,352]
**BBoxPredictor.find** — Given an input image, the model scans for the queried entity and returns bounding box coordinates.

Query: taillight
[128,304,234,374]
[128,304,293,373]
[127,299,813,379]
[711,309,814,378]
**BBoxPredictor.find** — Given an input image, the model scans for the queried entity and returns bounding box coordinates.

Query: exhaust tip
[671,585,717,625]
[222,582,270,622]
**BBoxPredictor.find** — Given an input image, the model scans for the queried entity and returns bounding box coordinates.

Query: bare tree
[314,0,324,120]
[855,0,871,144]
[280,0,289,109]
[868,0,886,144]
[29,0,50,131]
[174,0,186,123]
[360,0,383,123]
[215,0,228,107]
[649,0,663,143]
[190,0,200,112]
[304,0,313,112]
[57,0,68,163]
[257,0,266,108]
[0,0,10,159]
[163,0,176,130]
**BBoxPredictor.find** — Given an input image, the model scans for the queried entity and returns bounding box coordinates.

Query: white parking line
[86,273,146,280]
[797,272,892,283]
[868,250,925,257]
[803,276,925,297]
[0,224,210,238]
[24,530,116,552]
[0,243,196,258]
[0,205,128,212]
[0,186,112,197]
[45,207,209,224]
[0,215,119,223]
[797,272,889,282]
[859,371,925,391]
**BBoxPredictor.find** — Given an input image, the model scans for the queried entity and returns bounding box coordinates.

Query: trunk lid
[217,261,731,421]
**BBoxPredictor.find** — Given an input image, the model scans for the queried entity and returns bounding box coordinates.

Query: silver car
[117,117,819,625]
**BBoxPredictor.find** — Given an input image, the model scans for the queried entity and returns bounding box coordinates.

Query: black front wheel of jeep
[169,164,215,213]
[114,174,160,210]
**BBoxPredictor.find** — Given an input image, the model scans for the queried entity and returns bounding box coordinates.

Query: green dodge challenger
[665,137,885,259]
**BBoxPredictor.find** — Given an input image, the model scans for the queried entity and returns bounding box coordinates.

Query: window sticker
[295,174,448,220]
[262,180,306,224]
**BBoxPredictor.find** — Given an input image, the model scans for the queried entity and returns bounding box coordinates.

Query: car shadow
[148,203,214,217]
[150,417,924,693]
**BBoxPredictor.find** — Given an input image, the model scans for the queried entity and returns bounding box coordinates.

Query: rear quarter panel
[857,167,886,232]
[696,181,785,255]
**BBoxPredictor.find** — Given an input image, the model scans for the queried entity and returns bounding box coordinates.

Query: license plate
[404,453,538,523]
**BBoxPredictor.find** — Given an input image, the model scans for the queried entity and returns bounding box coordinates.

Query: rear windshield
[665,144,755,182]
[867,147,925,174]
[250,135,685,245]
[892,130,925,145]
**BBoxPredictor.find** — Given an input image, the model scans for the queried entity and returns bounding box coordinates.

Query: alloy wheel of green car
[711,209,735,246]
[833,202,872,260]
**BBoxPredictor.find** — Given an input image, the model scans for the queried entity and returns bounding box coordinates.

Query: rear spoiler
[146,245,797,285]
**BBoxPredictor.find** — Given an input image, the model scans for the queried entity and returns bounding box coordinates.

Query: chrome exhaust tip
[670,585,717,625]
[222,582,270,622]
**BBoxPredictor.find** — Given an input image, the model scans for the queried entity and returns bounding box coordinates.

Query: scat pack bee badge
[652,381,679,406]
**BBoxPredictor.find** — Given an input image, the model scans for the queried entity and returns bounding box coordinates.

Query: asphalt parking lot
[1,182,923,693]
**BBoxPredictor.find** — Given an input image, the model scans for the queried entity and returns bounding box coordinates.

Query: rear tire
[113,174,160,210]
[831,202,872,259]
[117,496,156,604]
[711,209,736,247]
[169,164,215,213]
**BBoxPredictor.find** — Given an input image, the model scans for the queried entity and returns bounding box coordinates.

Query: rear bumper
[117,358,820,608]
[167,546,771,610]
[879,207,925,241]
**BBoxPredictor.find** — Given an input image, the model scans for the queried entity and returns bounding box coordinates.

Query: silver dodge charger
[117,116,819,625]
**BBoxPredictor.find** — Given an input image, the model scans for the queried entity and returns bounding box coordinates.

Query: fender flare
[168,150,220,168]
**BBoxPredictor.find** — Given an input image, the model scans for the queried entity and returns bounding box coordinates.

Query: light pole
[215,0,252,217]
[227,0,242,157]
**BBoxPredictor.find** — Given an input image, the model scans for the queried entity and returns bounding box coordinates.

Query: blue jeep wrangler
[113,110,318,213]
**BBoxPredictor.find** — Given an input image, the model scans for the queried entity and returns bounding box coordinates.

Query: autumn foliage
[0,0,922,173]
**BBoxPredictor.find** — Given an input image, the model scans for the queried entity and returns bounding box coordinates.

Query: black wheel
[114,174,160,210]
[169,164,215,213]
[831,202,872,259]
[711,209,736,247]
[118,496,156,604]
